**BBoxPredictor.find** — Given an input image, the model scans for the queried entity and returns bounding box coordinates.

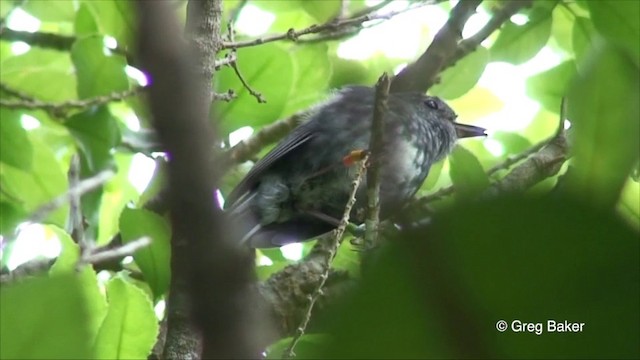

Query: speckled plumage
[226,86,485,247]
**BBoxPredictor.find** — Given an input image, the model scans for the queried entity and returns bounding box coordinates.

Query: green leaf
[332,240,360,276]
[82,0,136,50]
[422,159,445,190]
[322,196,639,358]
[92,276,159,359]
[214,43,294,135]
[618,180,640,229]
[567,40,640,207]
[97,153,139,245]
[302,0,340,23]
[71,35,129,99]
[329,57,371,89]
[119,208,171,299]
[49,227,108,344]
[62,105,120,240]
[65,106,121,172]
[268,8,317,33]
[0,201,27,235]
[0,137,68,227]
[255,261,289,281]
[448,145,489,198]
[0,274,96,359]
[266,334,330,359]
[283,43,332,115]
[550,4,574,55]
[586,0,640,65]
[75,3,100,36]
[572,17,596,66]
[23,0,76,22]
[0,48,76,101]
[430,46,489,100]
[0,109,33,171]
[492,131,532,156]
[491,8,553,64]
[525,60,576,113]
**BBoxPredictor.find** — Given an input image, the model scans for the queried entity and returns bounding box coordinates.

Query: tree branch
[222,112,304,166]
[222,2,429,50]
[0,27,74,50]
[391,0,482,93]
[482,133,568,198]
[28,169,115,225]
[0,85,142,118]
[365,73,391,247]
[283,154,369,358]
[67,155,86,248]
[78,237,151,266]
[135,1,267,358]
[452,1,532,64]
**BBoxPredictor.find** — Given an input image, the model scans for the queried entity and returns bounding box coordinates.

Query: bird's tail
[225,192,264,246]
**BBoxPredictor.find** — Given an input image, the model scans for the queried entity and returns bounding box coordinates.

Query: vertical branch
[67,154,86,247]
[136,0,266,359]
[365,73,391,247]
[185,0,221,112]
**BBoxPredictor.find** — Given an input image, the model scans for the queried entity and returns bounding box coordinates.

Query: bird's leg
[298,208,365,240]
[298,208,342,227]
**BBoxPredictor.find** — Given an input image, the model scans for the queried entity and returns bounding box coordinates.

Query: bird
[225,86,486,248]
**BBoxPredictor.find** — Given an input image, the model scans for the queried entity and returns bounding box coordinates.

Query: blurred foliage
[316,196,639,359]
[0,0,638,358]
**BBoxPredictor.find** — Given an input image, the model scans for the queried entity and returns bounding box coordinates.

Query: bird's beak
[454,123,487,138]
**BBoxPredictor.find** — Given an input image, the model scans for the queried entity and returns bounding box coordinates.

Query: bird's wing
[225,121,316,207]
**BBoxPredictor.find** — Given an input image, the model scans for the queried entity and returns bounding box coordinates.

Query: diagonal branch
[28,169,115,225]
[451,0,532,65]
[283,154,369,358]
[390,0,482,93]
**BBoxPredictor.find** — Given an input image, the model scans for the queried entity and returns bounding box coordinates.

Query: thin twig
[213,89,237,102]
[226,22,266,103]
[229,58,266,103]
[214,52,237,69]
[78,237,151,266]
[415,138,552,205]
[297,0,397,44]
[28,169,115,224]
[349,0,394,18]
[67,155,86,248]
[482,133,568,197]
[0,82,37,101]
[0,258,55,284]
[487,140,549,176]
[222,3,429,50]
[283,154,370,359]
[0,86,142,118]
[0,27,133,62]
[336,0,350,20]
[365,73,391,247]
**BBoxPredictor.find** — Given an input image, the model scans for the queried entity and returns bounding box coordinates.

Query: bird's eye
[425,99,439,109]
